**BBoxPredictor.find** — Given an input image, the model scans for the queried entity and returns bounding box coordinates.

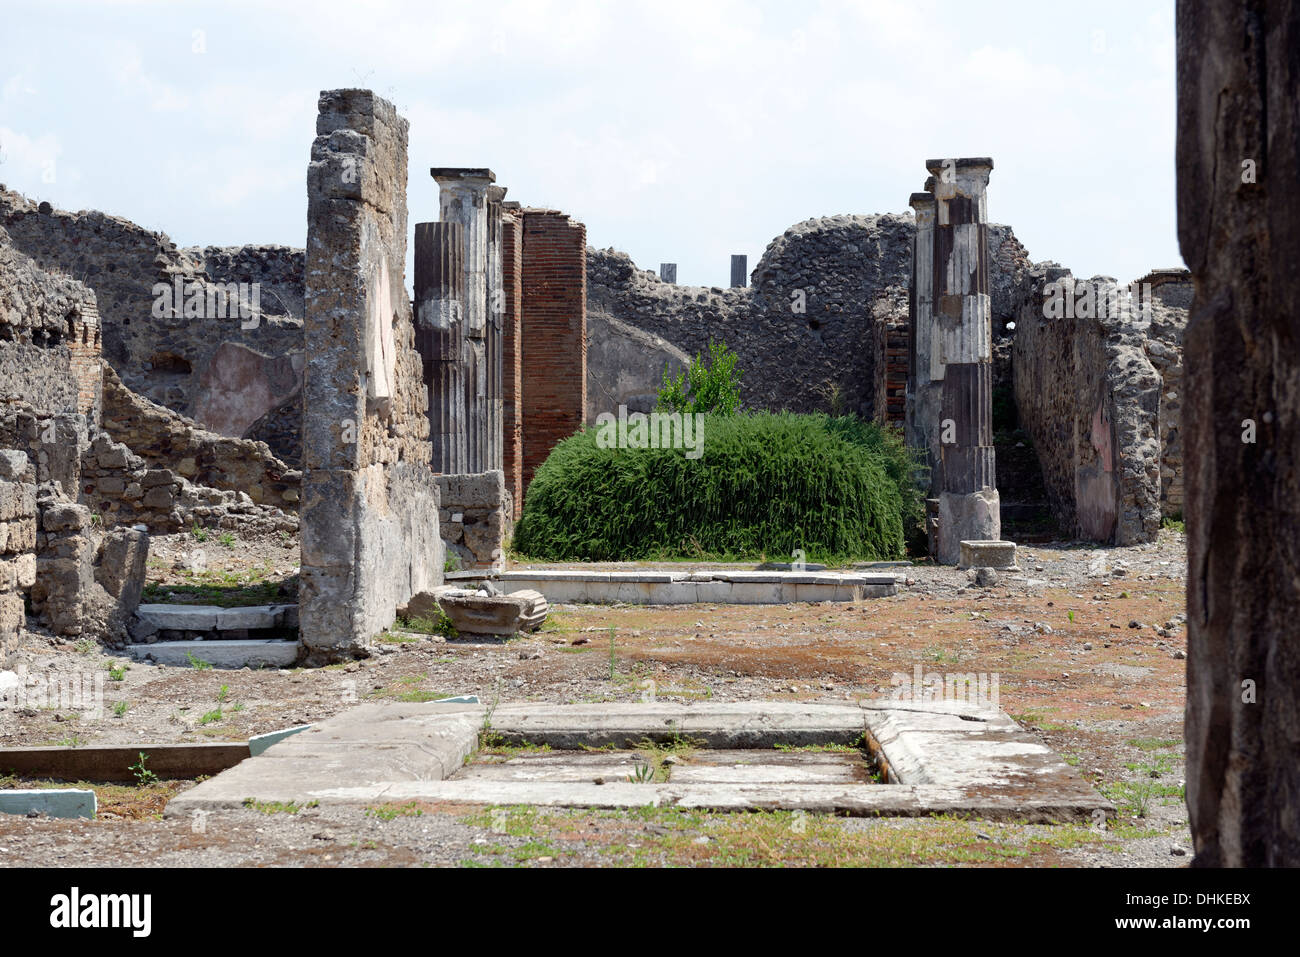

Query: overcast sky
[1,0,1181,288]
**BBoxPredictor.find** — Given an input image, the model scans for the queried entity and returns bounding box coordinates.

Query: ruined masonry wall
[1011,268,1180,544]
[436,470,510,573]
[300,89,442,664]
[0,452,37,665]
[101,365,301,511]
[0,187,304,445]
[587,217,1029,421]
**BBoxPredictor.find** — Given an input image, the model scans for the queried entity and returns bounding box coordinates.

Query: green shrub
[656,339,743,416]
[513,412,917,563]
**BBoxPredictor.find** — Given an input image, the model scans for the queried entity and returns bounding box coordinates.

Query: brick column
[414,221,466,473]
[926,157,999,565]
[520,208,587,493]
[501,204,524,518]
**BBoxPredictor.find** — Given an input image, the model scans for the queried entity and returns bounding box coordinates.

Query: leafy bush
[656,339,743,416]
[513,412,920,563]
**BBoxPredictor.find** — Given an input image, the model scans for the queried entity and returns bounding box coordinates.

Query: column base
[937,489,1000,566]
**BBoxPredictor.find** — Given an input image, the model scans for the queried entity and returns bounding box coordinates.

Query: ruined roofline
[0,184,175,244]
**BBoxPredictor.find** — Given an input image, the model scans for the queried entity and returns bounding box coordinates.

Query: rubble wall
[299,88,442,664]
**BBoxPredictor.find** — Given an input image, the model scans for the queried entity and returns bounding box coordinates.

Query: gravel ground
[0,530,1192,867]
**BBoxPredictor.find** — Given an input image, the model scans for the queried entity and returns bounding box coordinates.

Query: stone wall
[521,209,587,490]
[101,365,301,510]
[0,224,103,422]
[587,217,1029,421]
[0,187,304,448]
[1141,271,1191,519]
[299,88,442,665]
[31,484,148,646]
[1010,267,1182,544]
[436,470,510,573]
[0,452,36,666]
[586,312,689,420]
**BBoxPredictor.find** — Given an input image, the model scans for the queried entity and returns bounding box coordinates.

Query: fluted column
[431,167,495,473]
[414,221,466,473]
[925,157,999,565]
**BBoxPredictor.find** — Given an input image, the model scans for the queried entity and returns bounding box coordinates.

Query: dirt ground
[0,529,1192,867]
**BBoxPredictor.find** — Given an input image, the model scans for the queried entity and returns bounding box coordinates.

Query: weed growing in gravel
[112,701,128,718]
[130,752,158,786]
[366,801,424,820]
[186,652,214,671]
[242,798,318,815]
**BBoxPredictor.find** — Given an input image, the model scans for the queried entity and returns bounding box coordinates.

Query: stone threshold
[164,701,1113,823]
[494,570,898,605]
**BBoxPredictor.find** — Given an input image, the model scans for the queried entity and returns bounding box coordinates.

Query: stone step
[135,603,299,632]
[496,570,897,605]
[125,639,300,669]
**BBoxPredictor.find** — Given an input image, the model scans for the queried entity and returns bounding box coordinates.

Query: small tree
[656,339,743,416]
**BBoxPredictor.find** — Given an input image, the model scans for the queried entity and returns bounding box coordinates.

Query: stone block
[0,484,36,522]
[94,527,150,611]
[0,789,96,820]
[958,540,1018,570]
[411,586,548,636]
[135,604,219,631]
[41,502,88,532]
[0,553,36,590]
[434,470,505,508]
[0,450,28,480]
[937,490,1000,567]
[126,639,300,669]
[141,486,174,509]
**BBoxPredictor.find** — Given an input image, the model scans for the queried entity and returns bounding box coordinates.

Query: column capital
[909,192,936,228]
[925,157,993,196]
[430,167,496,188]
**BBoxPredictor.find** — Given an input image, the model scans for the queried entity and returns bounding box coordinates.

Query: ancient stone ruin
[0,77,1198,663]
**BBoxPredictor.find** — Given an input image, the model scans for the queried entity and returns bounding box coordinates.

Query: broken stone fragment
[400,586,548,637]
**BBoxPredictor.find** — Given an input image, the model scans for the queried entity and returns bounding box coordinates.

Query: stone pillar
[660,263,677,283]
[431,167,496,474]
[926,157,999,565]
[301,89,443,664]
[1177,0,1300,867]
[905,189,941,496]
[414,221,466,473]
[730,255,747,288]
[486,185,506,475]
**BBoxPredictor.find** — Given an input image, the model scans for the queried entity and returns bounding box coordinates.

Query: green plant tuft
[513,412,922,563]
